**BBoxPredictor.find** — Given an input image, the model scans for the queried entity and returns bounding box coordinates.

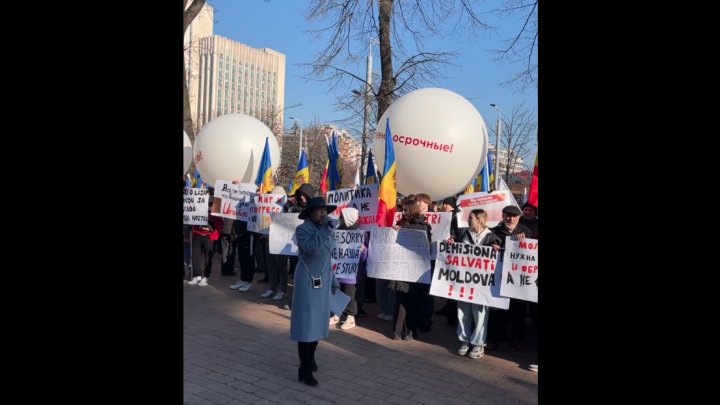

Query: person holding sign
[447,209,501,359]
[415,193,436,333]
[189,188,222,287]
[487,205,532,352]
[290,196,340,387]
[389,198,432,341]
[335,208,368,331]
[435,196,462,326]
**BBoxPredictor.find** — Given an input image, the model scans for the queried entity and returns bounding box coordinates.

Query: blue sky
[207,0,537,169]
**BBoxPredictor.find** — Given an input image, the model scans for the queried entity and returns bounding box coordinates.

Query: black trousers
[340,284,357,316]
[237,233,254,283]
[268,252,287,293]
[297,341,318,371]
[487,298,528,344]
[221,234,237,275]
[253,235,273,280]
[393,284,422,337]
[191,234,213,278]
[355,265,367,309]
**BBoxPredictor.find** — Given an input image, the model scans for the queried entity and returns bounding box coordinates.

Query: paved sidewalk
[184,268,538,405]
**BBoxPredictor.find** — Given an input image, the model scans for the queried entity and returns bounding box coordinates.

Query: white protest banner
[499,237,538,302]
[211,180,257,221]
[366,227,432,284]
[247,194,287,234]
[331,229,366,283]
[429,241,509,309]
[183,187,210,225]
[456,190,515,228]
[325,184,379,230]
[268,213,303,255]
[393,212,452,256]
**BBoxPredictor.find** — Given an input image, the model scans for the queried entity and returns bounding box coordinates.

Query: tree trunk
[183,0,207,139]
[376,0,395,121]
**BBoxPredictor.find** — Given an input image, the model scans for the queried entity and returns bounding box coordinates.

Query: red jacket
[192,215,223,241]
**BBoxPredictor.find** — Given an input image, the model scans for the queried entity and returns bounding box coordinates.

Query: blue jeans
[457,301,489,346]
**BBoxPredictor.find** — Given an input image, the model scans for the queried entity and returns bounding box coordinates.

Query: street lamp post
[352,87,371,184]
[490,103,501,190]
[352,37,377,184]
[289,116,303,159]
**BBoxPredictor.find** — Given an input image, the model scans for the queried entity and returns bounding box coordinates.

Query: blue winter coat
[290,219,339,342]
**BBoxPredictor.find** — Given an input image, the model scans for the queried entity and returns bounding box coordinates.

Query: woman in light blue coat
[290,196,339,387]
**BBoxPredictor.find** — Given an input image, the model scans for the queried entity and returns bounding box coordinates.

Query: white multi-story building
[488,144,527,174]
[184,2,286,132]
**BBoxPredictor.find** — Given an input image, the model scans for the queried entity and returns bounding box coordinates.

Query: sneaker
[377,312,387,320]
[260,289,275,298]
[528,364,538,372]
[329,315,340,325]
[468,345,485,359]
[272,292,286,301]
[188,276,202,285]
[457,342,470,356]
[237,283,253,292]
[229,281,247,290]
[381,314,394,321]
[198,277,208,287]
[340,315,356,330]
[282,304,291,310]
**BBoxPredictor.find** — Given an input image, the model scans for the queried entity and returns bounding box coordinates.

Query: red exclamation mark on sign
[459,287,465,298]
[448,285,453,296]
[468,288,474,300]
[450,144,454,153]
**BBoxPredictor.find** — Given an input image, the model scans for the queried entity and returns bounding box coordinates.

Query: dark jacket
[490,221,532,249]
[519,217,538,239]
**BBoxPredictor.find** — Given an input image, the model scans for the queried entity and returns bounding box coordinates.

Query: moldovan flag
[376,118,397,227]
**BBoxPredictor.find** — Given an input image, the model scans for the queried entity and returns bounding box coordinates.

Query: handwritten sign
[325,184,379,230]
[247,193,287,234]
[499,237,538,302]
[183,187,210,225]
[429,241,510,309]
[331,229,366,283]
[366,228,432,284]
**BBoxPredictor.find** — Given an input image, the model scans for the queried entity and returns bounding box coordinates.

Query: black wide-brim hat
[298,196,337,220]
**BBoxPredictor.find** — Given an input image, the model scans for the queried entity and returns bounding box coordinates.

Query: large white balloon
[193,114,281,186]
[372,88,488,200]
[183,130,193,174]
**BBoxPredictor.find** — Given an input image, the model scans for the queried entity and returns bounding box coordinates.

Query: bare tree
[278,121,363,192]
[278,120,329,192]
[305,0,491,131]
[492,0,538,91]
[488,103,537,182]
[184,0,207,140]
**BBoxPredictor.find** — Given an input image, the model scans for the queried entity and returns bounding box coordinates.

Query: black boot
[297,342,319,386]
[311,360,318,372]
[298,367,318,386]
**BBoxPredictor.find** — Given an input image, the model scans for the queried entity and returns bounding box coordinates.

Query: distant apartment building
[184,2,286,133]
